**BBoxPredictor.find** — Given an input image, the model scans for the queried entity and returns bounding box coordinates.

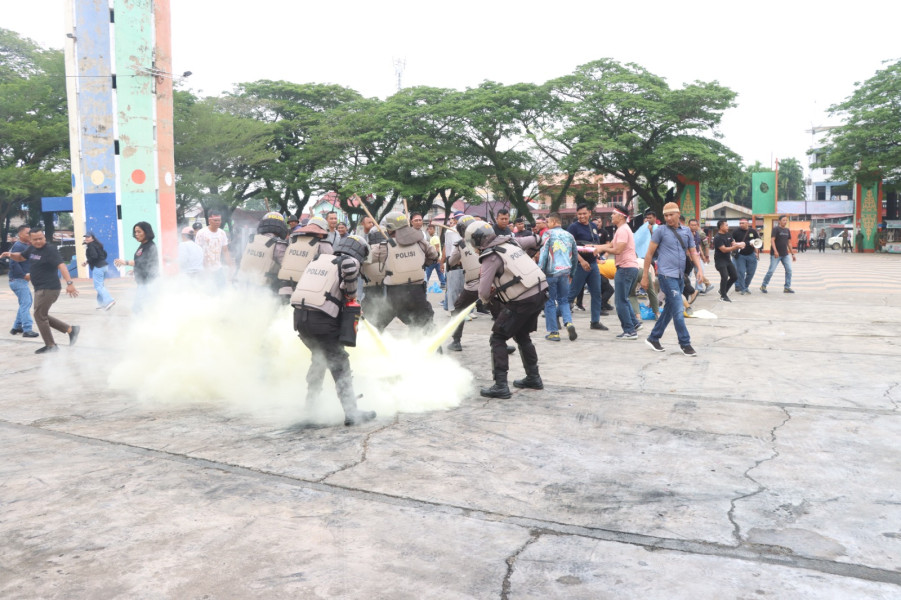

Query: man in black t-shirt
[713,220,741,302]
[731,218,760,294]
[760,215,796,293]
[1,229,81,353]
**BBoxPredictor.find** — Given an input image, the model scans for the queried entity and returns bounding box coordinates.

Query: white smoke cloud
[106,280,473,426]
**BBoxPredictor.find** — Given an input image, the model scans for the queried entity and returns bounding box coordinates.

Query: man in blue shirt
[566,204,608,331]
[8,225,39,338]
[639,202,705,356]
[537,213,578,342]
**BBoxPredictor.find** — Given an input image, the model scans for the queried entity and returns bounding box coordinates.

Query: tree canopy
[0,28,70,247]
[814,59,901,186]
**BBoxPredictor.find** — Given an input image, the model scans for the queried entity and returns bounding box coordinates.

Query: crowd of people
[4,204,806,426]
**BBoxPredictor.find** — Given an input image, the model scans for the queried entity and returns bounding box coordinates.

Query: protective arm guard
[339,257,361,298]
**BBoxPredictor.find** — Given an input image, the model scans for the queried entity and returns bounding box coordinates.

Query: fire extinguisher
[338,298,361,347]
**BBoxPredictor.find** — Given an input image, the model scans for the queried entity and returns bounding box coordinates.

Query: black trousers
[715,260,738,298]
[490,293,546,373]
[361,284,388,326]
[294,308,355,410]
[374,282,434,331]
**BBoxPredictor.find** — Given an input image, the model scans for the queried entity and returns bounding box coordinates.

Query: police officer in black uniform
[470,222,548,399]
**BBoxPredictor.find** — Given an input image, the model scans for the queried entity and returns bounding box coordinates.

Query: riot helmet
[296,215,328,236]
[456,214,476,238]
[333,234,370,263]
[382,211,409,232]
[466,221,497,250]
[257,211,288,238]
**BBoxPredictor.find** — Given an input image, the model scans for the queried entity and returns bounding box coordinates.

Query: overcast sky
[6,0,900,178]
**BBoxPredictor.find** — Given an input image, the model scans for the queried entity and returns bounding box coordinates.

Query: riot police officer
[236,212,289,295]
[445,215,480,351]
[360,228,390,327]
[291,234,376,426]
[373,211,439,331]
[470,222,548,399]
[278,215,333,297]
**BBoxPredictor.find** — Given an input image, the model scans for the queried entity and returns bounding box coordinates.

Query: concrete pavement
[1,251,900,599]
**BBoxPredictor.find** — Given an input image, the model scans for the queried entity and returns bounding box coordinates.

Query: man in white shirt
[194,210,233,286]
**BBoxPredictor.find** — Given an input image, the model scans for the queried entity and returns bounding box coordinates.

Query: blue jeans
[734,253,758,292]
[568,262,602,322]
[545,273,572,332]
[614,267,640,334]
[648,275,691,347]
[91,265,114,306]
[425,263,446,287]
[761,254,792,289]
[9,278,34,331]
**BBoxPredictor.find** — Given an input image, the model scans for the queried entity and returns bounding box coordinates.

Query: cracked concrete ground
[1,252,900,598]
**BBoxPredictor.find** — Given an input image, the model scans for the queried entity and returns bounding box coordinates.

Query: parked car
[827,232,851,250]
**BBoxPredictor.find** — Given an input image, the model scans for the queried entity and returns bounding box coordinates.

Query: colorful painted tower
[63,0,176,277]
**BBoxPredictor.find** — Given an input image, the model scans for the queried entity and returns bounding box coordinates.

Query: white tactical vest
[278,234,321,283]
[361,243,388,286]
[237,234,278,285]
[384,240,426,286]
[483,241,547,302]
[290,254,343,318]
[460,242,481,285]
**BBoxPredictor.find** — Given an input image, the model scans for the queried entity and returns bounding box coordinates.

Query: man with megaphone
[732,218,761,295]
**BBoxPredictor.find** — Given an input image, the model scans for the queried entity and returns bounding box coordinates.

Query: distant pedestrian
[194,210,233,287]
[760,215,796,294]
[178,226,203,277]
[114,222,160,312]
[2,228,80,353]
[712,219,740,302]
[537,212,577,342]
[597,204,640,340]
[640,202,704,357]
[7,225,39,338]
[731,218,760,294]
[855,230,864,253]
[841,230,851,253]
[817,228,826,252]
[82,231,116,310]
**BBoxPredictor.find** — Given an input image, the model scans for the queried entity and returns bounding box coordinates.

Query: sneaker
[599,309,609,316]
[689,290,699,304]
[23,331,39,338]
[35,345,59,354]
[602,304,614,311]
[565,323,578,341]
[10,328,23,335]
[645,338,665,352]
[104,299,117,311]
[545,331,561,342]
[784,288,795,294]
[744,289,752,294]
[681,344,698,357]
[590,321,608,331]
[575,304,586,311]
[448,340,463,352]
[760,285,768,294]
[719,295,731,302]
[616,332,638,340]
[635,322,643,331]
[68,325,81,346]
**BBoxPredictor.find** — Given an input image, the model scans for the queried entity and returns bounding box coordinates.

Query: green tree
[777,157,805,201]
[232,81,361,217]
[173,91,277,225]
[549,58,741,216]
[0,29,70,247]
[814,59,901,185]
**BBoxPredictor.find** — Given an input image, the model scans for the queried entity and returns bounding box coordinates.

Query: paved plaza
[1,251,900,599]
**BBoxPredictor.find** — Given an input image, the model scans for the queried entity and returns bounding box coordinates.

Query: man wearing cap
[178,226,203,277]
[640,202,704,357]
[287,215,299,230]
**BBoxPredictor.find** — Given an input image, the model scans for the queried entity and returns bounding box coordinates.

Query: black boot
[339,386,376,427]
[513,366,543,390]
[513,342,543,389]
[448,339,463,351]
[480,370,511,399]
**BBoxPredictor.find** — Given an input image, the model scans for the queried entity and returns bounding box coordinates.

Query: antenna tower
[393,58,406,92]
